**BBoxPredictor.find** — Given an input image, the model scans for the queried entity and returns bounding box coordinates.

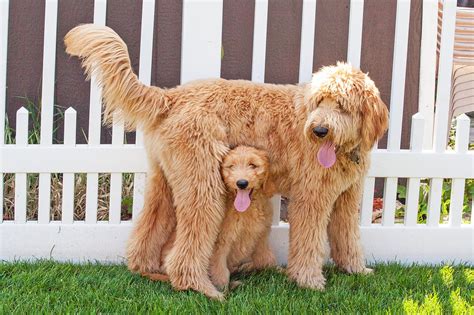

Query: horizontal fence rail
[0,0,473,265]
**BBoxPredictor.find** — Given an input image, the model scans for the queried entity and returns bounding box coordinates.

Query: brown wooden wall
[5,0,421,147]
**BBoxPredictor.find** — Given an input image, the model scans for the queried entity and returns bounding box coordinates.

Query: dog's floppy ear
[262,178,276,198]
[361,91,389,151]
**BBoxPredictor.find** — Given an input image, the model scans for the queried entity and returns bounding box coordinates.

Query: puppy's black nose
[313,126,328,138]
[236,179,249,189]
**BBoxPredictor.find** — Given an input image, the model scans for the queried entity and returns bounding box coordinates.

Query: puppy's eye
[228,165,235,169]
[249,163,257,169]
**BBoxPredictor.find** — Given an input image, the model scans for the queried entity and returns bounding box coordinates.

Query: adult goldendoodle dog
[65,24,388,300]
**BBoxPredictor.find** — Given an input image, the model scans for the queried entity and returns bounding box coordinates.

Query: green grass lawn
[0,261,472,314]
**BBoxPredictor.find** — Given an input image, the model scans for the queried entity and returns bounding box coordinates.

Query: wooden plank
[14,107,28,223]
[251,0,268,83]
[360,176,375,226]
[313,0,350,71]
[55,0,93,145]
[433,0,456,152]
[38,0,58,224]
[152,0,182,88]
[221,0,255,80]
[360,0,397,149]
[0,0,9,222]
[405,113,424,226]
[5,0,45,130]
[347,0,364,68]
[180,0,223,83]
[298,0,317,83]
[62,108,77,224]
[449,114,470,226]
[265,0,303,84]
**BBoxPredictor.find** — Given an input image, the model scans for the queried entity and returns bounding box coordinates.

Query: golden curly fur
[209,146,276,291]
[65,24,389,300]
[141,146,277,294]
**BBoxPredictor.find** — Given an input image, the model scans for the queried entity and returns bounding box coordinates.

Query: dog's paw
[361,267,374,275]
[210,266,230,291]
[342,265,374,275]
[288,268,326,291]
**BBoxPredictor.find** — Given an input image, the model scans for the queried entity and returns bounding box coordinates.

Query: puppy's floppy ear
[262,178,276,198]
[361,92,389,151]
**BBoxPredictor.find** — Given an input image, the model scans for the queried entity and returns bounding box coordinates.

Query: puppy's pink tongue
[317,141,336,168]
[234,190,251,212]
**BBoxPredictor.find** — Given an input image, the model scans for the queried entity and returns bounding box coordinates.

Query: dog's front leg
[287,194,333,290]
[328,181,372,274]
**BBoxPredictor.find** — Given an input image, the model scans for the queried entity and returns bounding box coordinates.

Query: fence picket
[62,108,77,224]
[382,177,397,226]
[109,113,124,224]
[251,0,268,82]
[85,0,107,224]
[418,0,438,149]
[387,0,410,151]
[131,0,156,221]
[381,0,411,227]
[14,108,28,223]
[37,0,58,224]
[347,0,364,68]
[271,195,281,226]
[433,0,456,153]
[298,0,317,83]
[181,0,223,83]
[427,178,443,226]
[405,113,425,226]
[0,0,9,223]
[449,114,470,226]
[360,177,375,226]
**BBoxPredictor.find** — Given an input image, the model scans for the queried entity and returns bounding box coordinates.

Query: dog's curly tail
[65,24,169,130]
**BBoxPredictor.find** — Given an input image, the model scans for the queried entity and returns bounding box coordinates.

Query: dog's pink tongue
[317,141,336,168]
[234,190,251,212]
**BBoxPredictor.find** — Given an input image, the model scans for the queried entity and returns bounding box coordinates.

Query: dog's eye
[249,163,257,169]
[228,165,235,169]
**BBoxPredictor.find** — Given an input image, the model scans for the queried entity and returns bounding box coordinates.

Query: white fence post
[0,0,9,223]
[131,0,156,221]
[251,0,268,83]
[14,108,28,223]
[428,0,457,227]
[449,114,470,226]
[298,0,317,84]
[38,0,58,224]
[347,0,364,68]
[418,0,438,149]
[181,0,223,83]
[405,113,425,226]
[85,0,107,224]
[62,108,77,224]
[360,177,375,226]
[382,0,411,227]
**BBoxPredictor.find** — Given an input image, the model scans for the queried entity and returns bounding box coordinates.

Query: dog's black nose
[236,179,249,189]
[313,126,328,138]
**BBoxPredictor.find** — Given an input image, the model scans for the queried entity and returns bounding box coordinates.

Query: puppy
[209,146,277,290]
[143,146,277,292]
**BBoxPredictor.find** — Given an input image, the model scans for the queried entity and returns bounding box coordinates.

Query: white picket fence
[0,0,473,265]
